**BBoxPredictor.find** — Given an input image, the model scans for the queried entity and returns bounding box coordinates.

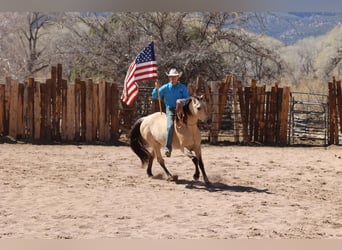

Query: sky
[1,0,342,12]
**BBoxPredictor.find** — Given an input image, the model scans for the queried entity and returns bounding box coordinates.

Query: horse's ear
[199,94,208,102]
[185,97,192,106]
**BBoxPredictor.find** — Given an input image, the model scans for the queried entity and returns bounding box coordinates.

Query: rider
[152,68,190,157]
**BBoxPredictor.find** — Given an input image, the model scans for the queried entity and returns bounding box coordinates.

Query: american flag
[121,42,158,106]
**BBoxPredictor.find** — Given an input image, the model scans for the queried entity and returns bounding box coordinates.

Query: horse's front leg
[184,148,200,181]
[193,148,211,186]
[198,155,210,186]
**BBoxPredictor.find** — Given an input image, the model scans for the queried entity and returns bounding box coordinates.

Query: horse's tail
[129,118,151,166]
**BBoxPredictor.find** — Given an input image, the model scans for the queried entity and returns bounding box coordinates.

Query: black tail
[130,118,152,166]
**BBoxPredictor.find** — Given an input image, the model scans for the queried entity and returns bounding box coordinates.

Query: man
[152,68,190,157]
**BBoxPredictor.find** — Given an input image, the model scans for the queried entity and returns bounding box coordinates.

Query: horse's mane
[176,96,201,126]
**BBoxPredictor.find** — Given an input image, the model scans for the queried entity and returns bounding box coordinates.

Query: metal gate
[289,92,328,145]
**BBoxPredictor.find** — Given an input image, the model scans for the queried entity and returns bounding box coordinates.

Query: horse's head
[186,95,212,125]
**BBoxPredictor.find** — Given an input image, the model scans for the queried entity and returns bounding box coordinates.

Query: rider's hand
[155,80,160,88]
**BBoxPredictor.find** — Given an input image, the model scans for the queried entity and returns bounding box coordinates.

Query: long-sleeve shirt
[152,82,190,109]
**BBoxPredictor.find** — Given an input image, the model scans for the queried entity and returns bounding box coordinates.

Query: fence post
[237,81,249,142]
[110,83,119,141]
[75,79,81,141]
[336,80,342,144]
[92,82,99,141]
[257,86,266,143]
[40,81,47,142]
[232,77,240,142]
[209,81,220,144]
[328,80,338,144]
[56,63,63,140]
[51,66,57,140]
[17,83,25,138]
[45,79,53,141]
[279,87,290,145]
[254,85,265,142]
[27,78,34,139]
[33,81,41,141]
[275,87,283,144]
[8,80,19,139]
[249,80,257,142]
[105,82,111,141]
[218,75,231,129]
[61,79,68,140]
[98,80,110,142]
[85,79,94,142]
[268,84,278,143]
[63,83,75,141]
[0,84,5,135]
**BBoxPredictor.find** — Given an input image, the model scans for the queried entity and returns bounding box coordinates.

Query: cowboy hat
[166,68,182,77]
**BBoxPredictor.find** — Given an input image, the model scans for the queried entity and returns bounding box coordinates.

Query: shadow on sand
[175,179,272,194]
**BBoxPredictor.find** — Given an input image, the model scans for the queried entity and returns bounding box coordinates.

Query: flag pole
[150,37,162,115]
[156,80,163,114]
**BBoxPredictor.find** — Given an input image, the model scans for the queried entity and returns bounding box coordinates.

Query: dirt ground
[0,143,341,239]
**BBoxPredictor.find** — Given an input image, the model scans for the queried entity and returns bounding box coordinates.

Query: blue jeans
[165,108,176,153]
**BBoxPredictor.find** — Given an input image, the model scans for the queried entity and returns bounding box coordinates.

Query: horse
[129,95,212,186]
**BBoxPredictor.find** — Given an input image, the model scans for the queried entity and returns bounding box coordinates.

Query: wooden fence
[150,76,290,145]
[328,77,342,145]
[234,80,290,145]
[0,66,292,145]
[0,64,119,143]
[2,64,340,146]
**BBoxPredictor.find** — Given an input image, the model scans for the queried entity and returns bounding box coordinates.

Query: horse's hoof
[193,174,200,181]
[167,175,178,182]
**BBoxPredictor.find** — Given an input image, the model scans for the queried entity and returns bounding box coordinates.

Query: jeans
[165,108,176,153]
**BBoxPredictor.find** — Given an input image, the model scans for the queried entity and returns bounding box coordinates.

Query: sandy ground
[0,143,341,239]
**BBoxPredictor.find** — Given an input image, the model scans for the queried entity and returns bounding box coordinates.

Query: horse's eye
[197,107,201,111]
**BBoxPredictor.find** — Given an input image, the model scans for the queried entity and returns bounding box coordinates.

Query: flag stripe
[135,73,158,81]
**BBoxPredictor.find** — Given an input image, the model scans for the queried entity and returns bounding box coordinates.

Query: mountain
[245,12,342,45]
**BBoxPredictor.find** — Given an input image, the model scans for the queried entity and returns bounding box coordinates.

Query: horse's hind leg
[155,151,178,182]
[146,151,155,177]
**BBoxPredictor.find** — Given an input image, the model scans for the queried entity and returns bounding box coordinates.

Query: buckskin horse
[129,96,212,186]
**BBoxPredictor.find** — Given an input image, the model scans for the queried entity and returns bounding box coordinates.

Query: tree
[21,12,52,77]
[325,48,342,78]
[0,12,61,81]
[55,12,284,85]
[0,12,287,85]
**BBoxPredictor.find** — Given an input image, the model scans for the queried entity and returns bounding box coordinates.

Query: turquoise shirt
[152,82,190,109]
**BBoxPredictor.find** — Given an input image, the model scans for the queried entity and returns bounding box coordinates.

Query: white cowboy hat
[166,68,182,77]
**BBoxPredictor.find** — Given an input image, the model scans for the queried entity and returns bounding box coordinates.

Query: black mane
[177,96,200,125]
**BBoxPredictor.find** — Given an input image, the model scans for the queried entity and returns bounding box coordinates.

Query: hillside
[245,12,342,45]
